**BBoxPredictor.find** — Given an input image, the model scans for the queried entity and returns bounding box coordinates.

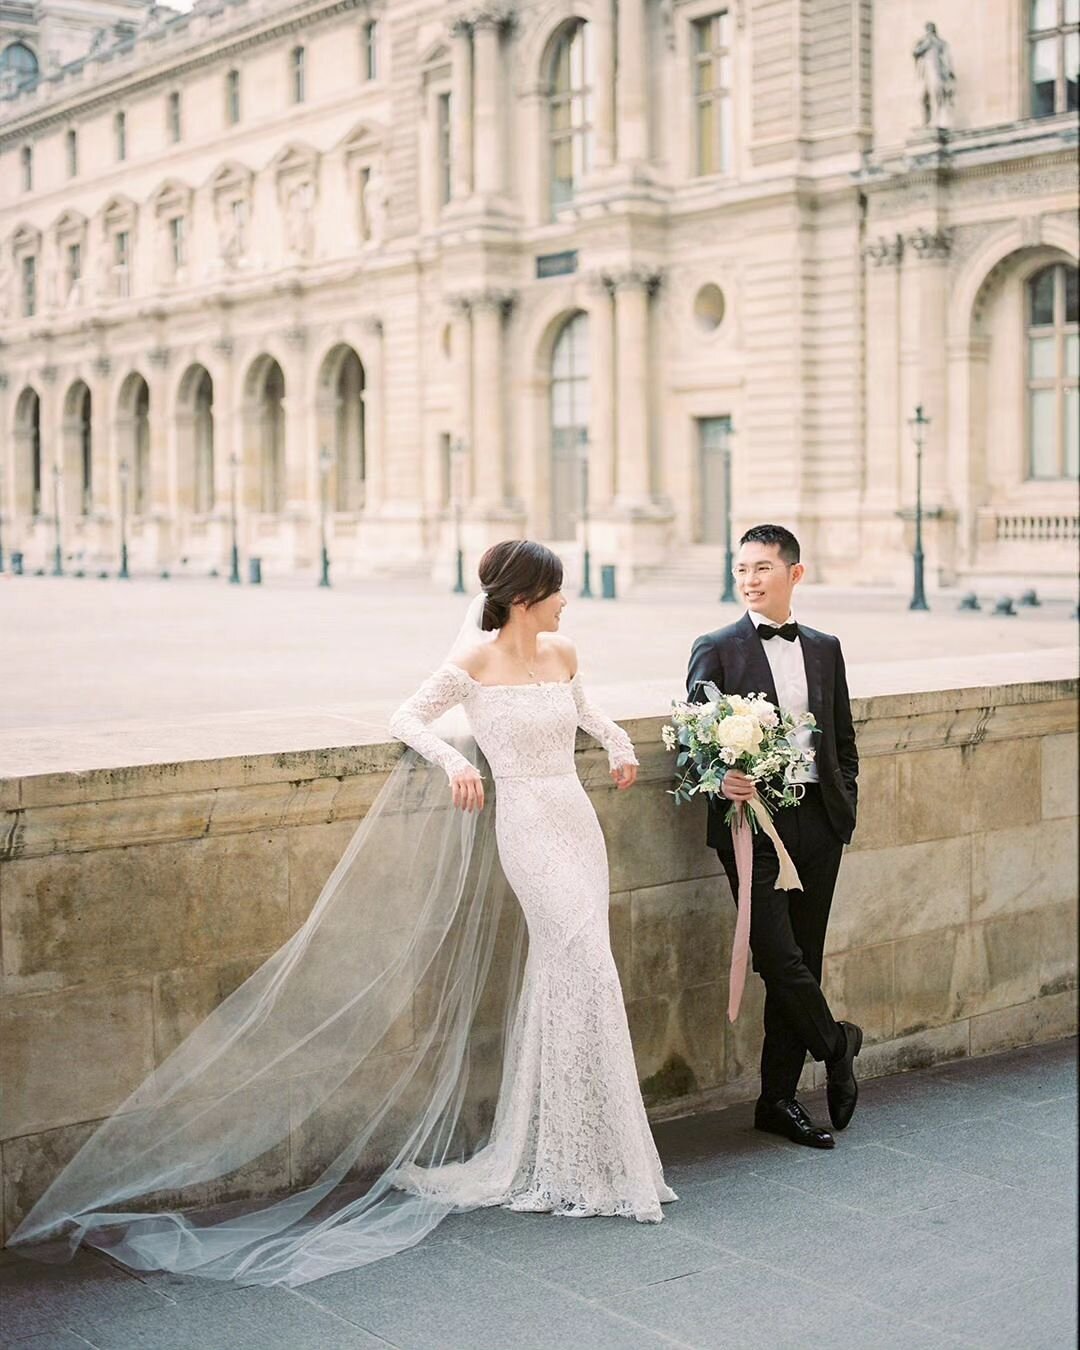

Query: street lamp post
[908,404,930,612]
[318,445,333,588]
[0,449,5,573]
[118,458,130,579]
[577,427,593,599]
[51,463,63,576]
[719,419,737,604]
[449,437,466,594]
[228,452,241,585]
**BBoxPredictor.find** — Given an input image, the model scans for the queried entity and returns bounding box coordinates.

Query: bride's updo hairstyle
[478,540,563,631]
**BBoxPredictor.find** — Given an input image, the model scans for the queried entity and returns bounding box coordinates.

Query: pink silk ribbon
[727,797,804,1022]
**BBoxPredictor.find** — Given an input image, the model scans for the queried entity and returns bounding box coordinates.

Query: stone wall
[1,674,1076,1241]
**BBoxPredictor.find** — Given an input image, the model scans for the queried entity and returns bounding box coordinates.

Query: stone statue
[284,181,315,259]
[217,198,247,269]
[362,164,388,245]
[913,22,955,130]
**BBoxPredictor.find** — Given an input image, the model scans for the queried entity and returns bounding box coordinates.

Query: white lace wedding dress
[387,663,677,1224]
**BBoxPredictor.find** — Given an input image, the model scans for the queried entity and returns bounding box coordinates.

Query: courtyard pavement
[1,571,1076,735]
[1,1036,1076,1350]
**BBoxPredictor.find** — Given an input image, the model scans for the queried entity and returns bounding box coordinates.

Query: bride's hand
[611,764,638,791]
[450,767,485,812]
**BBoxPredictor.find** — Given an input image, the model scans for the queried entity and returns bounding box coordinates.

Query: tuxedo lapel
[733,614,780,707]
[799,629,827,730]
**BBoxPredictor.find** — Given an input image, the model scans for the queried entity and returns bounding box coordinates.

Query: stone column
[590,0,616,171]
[449,298,474,490]
[471,13,503,198]
[470,290,511,508]
[587,275,616,509]
[361,317,386,514]
[612,270,655,505]
[281,326,309,515]
[449,20,474,202]
[862,234,904,517]
[615,0,648,165]
[146,346,173,565]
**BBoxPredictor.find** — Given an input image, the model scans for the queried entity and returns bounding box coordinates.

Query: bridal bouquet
[661,683,819,1022]
[662,683,818,825]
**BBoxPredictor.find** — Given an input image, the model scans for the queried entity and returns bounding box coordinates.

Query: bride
[388,539,676,1223]
[7,539,674,1287]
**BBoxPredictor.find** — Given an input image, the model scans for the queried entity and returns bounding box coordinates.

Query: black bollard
[993,596,1016,616]
[249,557,262,585]
[958,592,980,611]
[1018,589,1040,607]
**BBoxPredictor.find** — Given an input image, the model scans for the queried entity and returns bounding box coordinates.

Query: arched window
[291,46,305,103]
[549,22,593,214]
[1,41,38,85]
[1027,262,1079,479]
[550,312,590,538]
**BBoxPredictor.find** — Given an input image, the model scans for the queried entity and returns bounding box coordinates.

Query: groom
[686,524,862,1149]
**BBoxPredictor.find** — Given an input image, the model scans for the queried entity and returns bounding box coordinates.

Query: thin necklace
[504,641,538,680]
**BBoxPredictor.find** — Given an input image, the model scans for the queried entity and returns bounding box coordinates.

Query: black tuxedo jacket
[686,613,859,848]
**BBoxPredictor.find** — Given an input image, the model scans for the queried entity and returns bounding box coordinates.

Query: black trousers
[715,784,845,1102]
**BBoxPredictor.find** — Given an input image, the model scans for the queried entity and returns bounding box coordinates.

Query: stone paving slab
[1,1037,1075,1350]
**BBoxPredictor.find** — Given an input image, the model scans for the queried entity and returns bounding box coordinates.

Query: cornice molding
[0,0,369,148]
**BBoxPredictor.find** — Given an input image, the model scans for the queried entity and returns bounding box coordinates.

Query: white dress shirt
[747,608,819,783]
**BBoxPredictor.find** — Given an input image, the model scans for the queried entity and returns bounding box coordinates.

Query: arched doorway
[549,311,589,539]
[244,357,286,513]
[315,345,366,512]
[62,381,93,516]
[117,373,151,514]
[177,365,215,513]
[13,386,42,517]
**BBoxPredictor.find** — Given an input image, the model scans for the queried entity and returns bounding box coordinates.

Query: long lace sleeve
[570,673,638,771]
[388,665,475,781]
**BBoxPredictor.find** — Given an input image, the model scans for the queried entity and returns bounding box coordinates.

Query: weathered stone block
[609,891,631,989]
[0,981,155,1139]
[724,975,765,1086]
[972,816,1078,922]
[851,1020,970,1082]
[1038,902,1078,998]
[629,876,728,1003]
[1,833,290,995]
[152,956,270,1064]
[1042,733,1079,820]
[287,819,362,927]
[594,784,721,893]
[674,980,727,1091]
[822,942,894,1043]
[625,994,676,1081]
[895,746,971,843]
[2,1116,102,1243]
[966,737,1042,833]
[846,754,898,852]
[969,989,1078,1057]
[828,835,971,954]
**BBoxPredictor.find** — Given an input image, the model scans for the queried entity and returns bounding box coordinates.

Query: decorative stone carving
[604,267,663,296]
[864,234,905,267]
[913,22,956,130]
[284,180,316,260]
[906,226,954,259]
[361,163,389,246]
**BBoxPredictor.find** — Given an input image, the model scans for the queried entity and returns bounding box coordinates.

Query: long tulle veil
[7,594,528,1287]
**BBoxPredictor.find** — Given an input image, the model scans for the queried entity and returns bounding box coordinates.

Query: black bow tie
[759,622,799,643]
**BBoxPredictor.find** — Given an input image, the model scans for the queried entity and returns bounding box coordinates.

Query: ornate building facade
[1,0,1077,586]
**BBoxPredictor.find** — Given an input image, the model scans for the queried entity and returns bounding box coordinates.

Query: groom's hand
[722,770,756,803]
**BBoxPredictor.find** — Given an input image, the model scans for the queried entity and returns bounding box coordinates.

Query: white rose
[726,695,752,718]
[752,701,779,729]
[713,714,763,755]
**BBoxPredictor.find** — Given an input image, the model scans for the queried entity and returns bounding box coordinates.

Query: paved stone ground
[2,1037,1075,1350]
[1,572,1076,732]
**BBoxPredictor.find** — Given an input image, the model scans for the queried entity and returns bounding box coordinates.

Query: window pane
[1030,0,1056,28]
[1029,334,1057,378]
[1066,0,1079,23]
[1029,388,1057,476]
[719,94,733,172]
[696,58,713,94]
[697,102,714,174]
[1065,387,1079,475]
[1065,266,1079,323]
[1067,333,1079,378]
[1030,37,1057,114]
[694,20,709,54]
[1029,266,1056,325]
[1066,31,1078,108]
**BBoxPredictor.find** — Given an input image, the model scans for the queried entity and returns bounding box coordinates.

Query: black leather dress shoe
[754,1097,835,1149]
[826,1020,864,1130]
